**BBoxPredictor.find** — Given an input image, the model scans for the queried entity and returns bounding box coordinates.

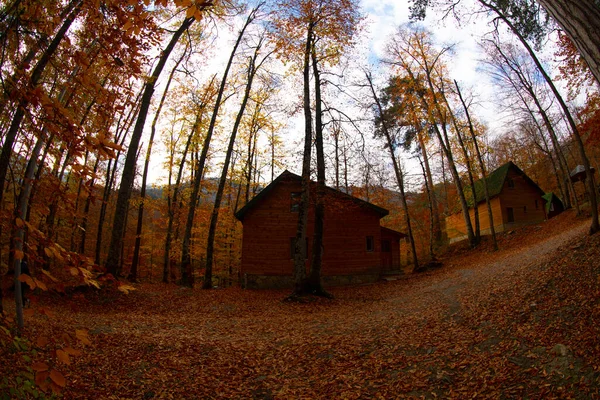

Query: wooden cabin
[445,161,548,244]
[235,170,406,289]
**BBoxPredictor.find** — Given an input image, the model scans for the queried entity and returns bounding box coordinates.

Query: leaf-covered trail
[18,212,600,398]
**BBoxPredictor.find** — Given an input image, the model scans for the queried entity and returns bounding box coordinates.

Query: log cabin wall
[239,175,394,288]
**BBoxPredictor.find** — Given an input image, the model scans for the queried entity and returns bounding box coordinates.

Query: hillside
[2,211,599,398]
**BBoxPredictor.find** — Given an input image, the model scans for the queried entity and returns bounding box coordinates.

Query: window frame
[366,236,375,252]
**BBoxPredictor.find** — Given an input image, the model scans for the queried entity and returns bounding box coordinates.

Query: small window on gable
[366,236,374,252]
[290,237,308,259]
[507,178,515,188]
[290,192,301,212]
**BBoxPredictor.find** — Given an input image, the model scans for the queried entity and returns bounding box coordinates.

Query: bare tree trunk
[130,44,187,282]
[455,80,498,250]
[180,8,258,287]
[305,40,328,296]
[0,0,83,252]
[12,135,45,331]
[290,22,315,297]
[106,16,196,277]
[366,71,419,271]
[416,131,441,247]
[204,39,267,289]
[536,0,600,86]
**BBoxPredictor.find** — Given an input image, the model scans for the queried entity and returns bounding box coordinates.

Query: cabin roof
[470,161,545,205]
[235,170,389,221]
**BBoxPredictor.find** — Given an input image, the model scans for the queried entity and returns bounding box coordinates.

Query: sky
[146,0,567,188]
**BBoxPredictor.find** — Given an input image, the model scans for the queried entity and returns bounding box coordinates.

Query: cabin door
[381,240,392,270]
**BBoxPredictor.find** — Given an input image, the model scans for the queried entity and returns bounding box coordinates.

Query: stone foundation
[241,273,380,289]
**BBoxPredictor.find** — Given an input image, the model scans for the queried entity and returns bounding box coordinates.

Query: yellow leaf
[41,269,58,282]
[117,284,136,294]
[69,267,79,276]
[18,273,36,289]
[49,369,66,387]
[56,349,71,365]
[32,362,49,372]
[44,248,53,258]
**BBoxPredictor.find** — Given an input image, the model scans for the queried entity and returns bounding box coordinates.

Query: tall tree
[180,5,260,287]
[203,34,270,289]
[105,8,202,278]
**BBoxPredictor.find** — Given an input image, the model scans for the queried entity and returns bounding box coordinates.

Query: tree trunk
[12,135,45,331]
[130,44,187,283]
[366,71,419,271]
[204,39,266,289]
[455,80,498,250]
[305,40,328,296]
[417,131,441,247]
[290,22,315,297]
[105,16,195,277]
[180,8,258,287]
[536,0,600,86]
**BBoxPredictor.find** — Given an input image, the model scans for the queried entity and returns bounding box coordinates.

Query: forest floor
[2,210,600,399]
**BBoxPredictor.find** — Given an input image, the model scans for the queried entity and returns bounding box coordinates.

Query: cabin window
[535,199,539,210]
[507,178,515,188]
[507,207,515,223]
[290,237,308,259]
[382,240,391,252]
[290,192,301,212]
[366,236,374,252]
[523,206,527,214]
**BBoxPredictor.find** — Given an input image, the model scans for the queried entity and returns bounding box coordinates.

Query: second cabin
[445,161,557,244]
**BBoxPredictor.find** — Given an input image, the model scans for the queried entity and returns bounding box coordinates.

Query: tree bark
[204,39,266,289]
[454,80,498,250]
[305,39,328,295]
[536,0,600,86]
[366,71,419,271]
[105,16,195,277]
[180,8,258,287]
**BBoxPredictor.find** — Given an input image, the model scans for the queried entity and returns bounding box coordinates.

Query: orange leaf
[33,278,47,291]
[32,362,49,372]
[35,370,49,386]
[44,247,53,258]
[49,369,66,387]
[18,273,35,289]
[36,336,50,347]
[14,249,24,260]
[56,349,71,365]
[15,217,24,227]
[75,329,91,346]
[63,347,81,356]
[186,5,197,18]
[24,308,35,318]
[69,267,79,276]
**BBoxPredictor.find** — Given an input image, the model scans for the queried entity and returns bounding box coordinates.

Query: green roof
[468,161,544,206]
